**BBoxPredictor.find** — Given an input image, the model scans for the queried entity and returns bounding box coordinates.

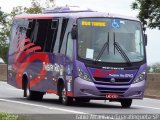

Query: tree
[146,65,151,73]
[152,63,160,73]
[10,0,55,17]
[132,0,160,29]
[0,8,9,62]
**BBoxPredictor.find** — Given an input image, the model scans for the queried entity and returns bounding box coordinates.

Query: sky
[0,0,159,65]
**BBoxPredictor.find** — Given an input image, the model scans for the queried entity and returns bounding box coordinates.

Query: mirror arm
[144,34,147,46]
[71,24,77,39]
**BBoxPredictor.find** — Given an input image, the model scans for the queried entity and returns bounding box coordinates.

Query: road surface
[0,81,160,120]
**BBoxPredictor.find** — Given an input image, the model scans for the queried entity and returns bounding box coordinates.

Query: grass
[0,113,27,120]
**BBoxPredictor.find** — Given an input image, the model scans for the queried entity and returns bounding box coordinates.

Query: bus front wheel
[120,99,132,108]
[59,84,73,105]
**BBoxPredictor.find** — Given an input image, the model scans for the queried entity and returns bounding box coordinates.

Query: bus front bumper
[73,77,145,99]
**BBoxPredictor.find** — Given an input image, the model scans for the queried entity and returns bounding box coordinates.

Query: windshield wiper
[95,32,109,63]
[113,33,132,65]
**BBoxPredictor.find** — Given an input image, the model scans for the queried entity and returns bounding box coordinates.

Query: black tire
[23,83,27,97]
[120,99,132,108]
[22,76,28,97]
[28,90,44,101]
[59,84,73,105]
[22,76,44,101]
[75,98,90,103]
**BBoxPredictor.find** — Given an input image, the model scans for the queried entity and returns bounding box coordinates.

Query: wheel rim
[27,87,30,97]
[62,88,67,103]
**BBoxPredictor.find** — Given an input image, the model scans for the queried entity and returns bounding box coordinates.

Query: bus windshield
[77,18,145,63]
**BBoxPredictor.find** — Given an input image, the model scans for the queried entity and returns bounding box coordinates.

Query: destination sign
[81,21,106,27]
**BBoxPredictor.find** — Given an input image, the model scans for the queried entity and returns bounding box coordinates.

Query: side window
[66,34,73,60]
[34,20,48,51]
[29,20,39,43]
[26,19,35,38]
[9,20,19,54]
[10,20,18,42]
[16,20,27,43]
[54,18,62,54]
[27,19,59,52]
[44,19,59,52]
[10,19,59,54]
[59,18,69,54]
[9,19,28,54]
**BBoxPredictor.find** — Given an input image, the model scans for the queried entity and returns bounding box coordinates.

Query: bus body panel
[8,52,74,94]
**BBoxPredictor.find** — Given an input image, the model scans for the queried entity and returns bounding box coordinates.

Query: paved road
[0,81,160,120]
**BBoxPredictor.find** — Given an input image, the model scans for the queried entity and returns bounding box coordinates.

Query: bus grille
[96,86,128,94]
[94,77,131,84]
[93,77,131,94]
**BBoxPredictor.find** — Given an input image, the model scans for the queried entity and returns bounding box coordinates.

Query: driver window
[66,34,73,60]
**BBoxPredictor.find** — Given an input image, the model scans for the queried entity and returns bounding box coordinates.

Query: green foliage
[10,0,55,17]
[147,63,160,73]
[152,63,160,73]
[0,45,8,63]
[0,8,9,44]
[132,0,160,29]
[10,6,26,19]
[10,0,43,19]
[0,113,27,120]
[146,65,151,73]
[0,8,9,62]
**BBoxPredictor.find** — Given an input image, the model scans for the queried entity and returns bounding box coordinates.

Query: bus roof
[15,11,139,21]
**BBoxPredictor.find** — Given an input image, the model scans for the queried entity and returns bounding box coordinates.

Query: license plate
[106,93,118,99]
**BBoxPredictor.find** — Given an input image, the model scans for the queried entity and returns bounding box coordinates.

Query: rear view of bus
[7,6,147,108]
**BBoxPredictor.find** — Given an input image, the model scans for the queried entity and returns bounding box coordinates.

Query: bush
[0,113,27,120]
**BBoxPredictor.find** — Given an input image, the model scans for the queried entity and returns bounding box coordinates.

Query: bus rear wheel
[120,99,132,108]
[23,80,44,100]
[28,90,44,101]
[59,84,73,105]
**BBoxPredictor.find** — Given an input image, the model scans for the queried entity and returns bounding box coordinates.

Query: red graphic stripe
[15,43,35,62]
[16,52,49,88]
[47,90,57,94]
[14,38,30,63]
[93,69,116,77]
[22,43,35,51]
[15,38,30,53]
[67,92,73,97]
[15,46,41,67]
[14,46,41,68]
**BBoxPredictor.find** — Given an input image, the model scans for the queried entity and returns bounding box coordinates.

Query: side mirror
[144,34,147,46]
[71,25,77,39]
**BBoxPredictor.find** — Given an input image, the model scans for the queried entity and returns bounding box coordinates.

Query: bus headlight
[78,68,91,82]
[133,71,146,84]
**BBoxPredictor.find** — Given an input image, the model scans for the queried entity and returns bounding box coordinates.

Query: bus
[8,6,147,108]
